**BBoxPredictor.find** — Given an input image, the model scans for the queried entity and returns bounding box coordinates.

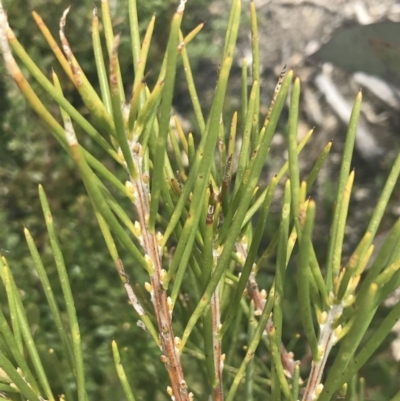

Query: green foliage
[1,1,400,401]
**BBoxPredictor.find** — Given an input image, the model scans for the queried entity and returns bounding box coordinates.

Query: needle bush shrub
[1,1,400,400]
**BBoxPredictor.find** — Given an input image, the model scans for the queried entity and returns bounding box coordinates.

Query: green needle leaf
[112,341,137,401]
[297,200,319,361]
[148,6,183,232]
[288,77,301,227]
[92,6,112,115]
[38,186,87,401]
[180,69,292,351]
[24,224,75,371]
[325,91,362,290]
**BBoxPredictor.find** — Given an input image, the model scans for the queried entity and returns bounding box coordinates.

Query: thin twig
[211,245,224,401]
[301,302,343,401]
[116,259,147,317]
[130,142,191,401]
[236,241,297,378]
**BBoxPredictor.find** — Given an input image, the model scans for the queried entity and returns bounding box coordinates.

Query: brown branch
[131,142,191,401]
[211,242,224,401]
[211,282,224,401]
[301,303,343,401]
[236,241,297,378]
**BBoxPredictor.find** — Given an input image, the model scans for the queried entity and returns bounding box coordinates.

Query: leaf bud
[144,282,152,293]
[117,147,125,161]
[318,311,328,325]
[316,383,324,396]
[125,181,135,201]
[174,336,182,347]
[144,254,154,271]
[142,172,150,184]
[167,296,173,311]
